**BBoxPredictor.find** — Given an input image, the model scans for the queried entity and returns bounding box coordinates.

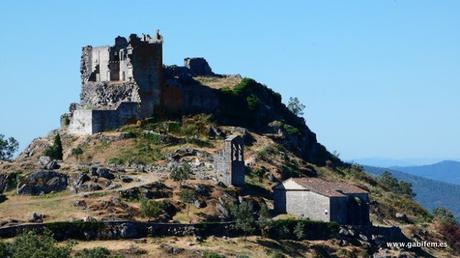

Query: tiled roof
[290,177,368,197]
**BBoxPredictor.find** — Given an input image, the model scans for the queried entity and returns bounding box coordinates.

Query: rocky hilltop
[0,34,459,257]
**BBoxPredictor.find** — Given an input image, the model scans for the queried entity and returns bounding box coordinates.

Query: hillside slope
[391,160,460,185]
[1,76,459,257]
[364,165,460,221]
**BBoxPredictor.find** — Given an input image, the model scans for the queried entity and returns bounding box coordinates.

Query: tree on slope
[0,134,19,161]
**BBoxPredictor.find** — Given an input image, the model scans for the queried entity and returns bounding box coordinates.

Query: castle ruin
[64,31,163,135]
[62,31,221,135]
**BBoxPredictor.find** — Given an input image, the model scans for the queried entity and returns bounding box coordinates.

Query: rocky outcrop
[16,137,50,161]
[119,182,172,200]
[28,212,44,223]
[17,171,68,195]
[184,57,214,76]
[91,167,115,180]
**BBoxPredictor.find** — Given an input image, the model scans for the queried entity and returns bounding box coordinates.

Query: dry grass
[193,76,242,90]
[0,192,86,222]
[0,173,162,223]
[71,236,365,258]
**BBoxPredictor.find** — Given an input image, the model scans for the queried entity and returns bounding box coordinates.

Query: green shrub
[254,167,268,178]
[5,171,21,191]
[377,171,415,197]
[433,207,457,225]
[45,221,105,239]
[71,147,84,160]
[6,230,72,258]
[44,134,63,160]
[179,188,197,204]
[0,241,9,258]
[74,247,123,258]
[111,141,163,165]
[270,252,286,258]
[266,219,338,240]
[140,199,168,220]
[107,157,124,166]
[280,164,301,179]
[123,131,137,139]
[203,251,225,258]
[282,124,300,135]
[229,201,256,235]
[246,94,260,111]
[142,132,162,145]
[170,163,192,184]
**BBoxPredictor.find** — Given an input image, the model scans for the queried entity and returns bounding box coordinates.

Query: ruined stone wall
[68,109,94,135]
[81,46,92,84]
[68,102,139,135]
[160,81,219,115]
[0,221,237,240]
[91,47,111,82]
[80,81,141,109]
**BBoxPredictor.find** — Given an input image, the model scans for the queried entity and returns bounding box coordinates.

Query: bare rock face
[17,170,68,195]
[16,137,50,162]
[184,57,214,76]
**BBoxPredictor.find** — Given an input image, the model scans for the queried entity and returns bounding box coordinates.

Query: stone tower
[66,31,163,135]
[214,135,245,187]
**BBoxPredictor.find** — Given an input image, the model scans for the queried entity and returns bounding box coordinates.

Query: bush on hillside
[377,171,415,197]
[0,230,72,258]
[74,247,123,258]
[139,199,166,220]
[44,134,63,160]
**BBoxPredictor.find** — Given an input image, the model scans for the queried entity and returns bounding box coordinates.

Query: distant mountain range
[390,160,460,185]
[351,158,443,168]
[363,165,460,221]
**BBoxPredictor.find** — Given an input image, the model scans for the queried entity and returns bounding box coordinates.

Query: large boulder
[28,212,44,223]
[92,167,115,180]
[17,170,68,195]
[38,156,60,170]
[38,156,51,167]
[45,160,60,170]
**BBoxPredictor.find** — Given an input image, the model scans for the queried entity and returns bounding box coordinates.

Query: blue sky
[0,1,459,165]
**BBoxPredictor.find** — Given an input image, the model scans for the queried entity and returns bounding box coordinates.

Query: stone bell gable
[214,135,245,187]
